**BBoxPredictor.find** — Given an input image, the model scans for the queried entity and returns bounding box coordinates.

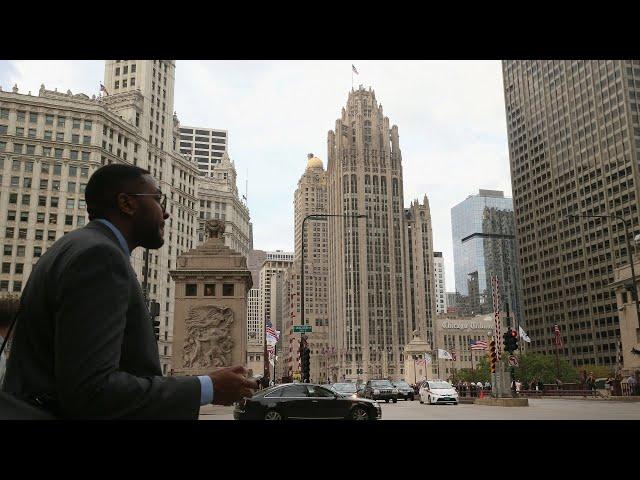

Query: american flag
[553,324,563,347]
[470,340,488,351]
[99,83,109,96]
[266,320,279,341]
[451,350,457,361]
[352,64,359,75]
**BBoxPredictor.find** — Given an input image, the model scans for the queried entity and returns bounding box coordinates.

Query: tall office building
[404,198,438,348]
[258,251,293,352]
[327,86,410,381]
[282,154,330,382]
[451,190,520,321]
[178,126,228,177]
[433,252,447,314]
[0,61,202,375]
[196,152,251,257]
[503,60,640,367]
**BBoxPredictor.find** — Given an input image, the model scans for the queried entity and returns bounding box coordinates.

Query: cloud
[1,60,511,291]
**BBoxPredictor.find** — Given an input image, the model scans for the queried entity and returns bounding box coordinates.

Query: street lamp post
[300,213,366,381]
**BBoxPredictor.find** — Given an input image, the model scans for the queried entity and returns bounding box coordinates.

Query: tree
[509,352,578,384]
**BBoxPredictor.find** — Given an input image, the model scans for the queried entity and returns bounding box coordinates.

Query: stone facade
[433,314,503,380]
[170,220,252,375]
[403,330,434,384]
[282,154,330,382]
[197,152,251,258]
[611,253,640,375]
[404,197,438,348]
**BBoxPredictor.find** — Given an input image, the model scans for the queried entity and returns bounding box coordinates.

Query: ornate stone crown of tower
[170,220,253,375]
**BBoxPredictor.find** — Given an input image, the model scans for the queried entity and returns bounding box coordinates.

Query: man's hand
[209,365,258,406]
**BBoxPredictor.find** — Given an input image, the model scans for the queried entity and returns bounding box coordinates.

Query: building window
[82,151,90,161]
[33,247,42,257]
[47,231,56,241]
[29,112,38,123]
[115,67,120,76]
[84,120,92,131]
[0,108,8,119]
[56,132,64,142]
[185,284,197,296]
[28,128,36,138]
[16,111,25,122]
[131,77,136,87]
[72,134,79,144]
[53,164,62,175]
[131,64,136,73]
[204,284,215,296]
[72,118,81,129]
[45,114,54,125]
[58,117,66,127]
[223,284,234,296]
[114,80,119,89]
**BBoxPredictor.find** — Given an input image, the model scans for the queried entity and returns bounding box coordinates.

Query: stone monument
[170,220,253,376]
[403,329,434,384]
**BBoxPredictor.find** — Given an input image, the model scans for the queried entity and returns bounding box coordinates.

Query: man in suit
[3,164,256,419]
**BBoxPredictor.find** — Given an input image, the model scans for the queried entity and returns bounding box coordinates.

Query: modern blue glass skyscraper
[451,190,521,322]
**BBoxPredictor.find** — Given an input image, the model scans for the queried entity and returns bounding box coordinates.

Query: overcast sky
[0,60,512,291]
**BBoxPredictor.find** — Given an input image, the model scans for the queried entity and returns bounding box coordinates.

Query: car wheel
[350,406,369,421]
[427,396,431,404]
[392,398,397,403]
[264,410,283,420]
[385,399,389,403]
[419,398,424,404]
[410,395,414,401]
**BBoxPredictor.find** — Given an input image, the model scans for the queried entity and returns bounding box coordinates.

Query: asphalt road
[199,398,640,420]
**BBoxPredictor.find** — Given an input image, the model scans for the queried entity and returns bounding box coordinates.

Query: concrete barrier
[474,397,529,407]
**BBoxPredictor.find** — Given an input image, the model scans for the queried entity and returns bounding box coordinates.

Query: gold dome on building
[306,153,324,170]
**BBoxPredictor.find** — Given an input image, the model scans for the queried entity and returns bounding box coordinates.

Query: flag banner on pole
[352,64,359,75]
[266,336,277,346]
[553,324,563,347]
[437,349,453,360]
[519,326,531,343]
[99,83,109,96]
[265,321,279,341]
[470,340,488,351]
[451,350,457,361]
[424,354,432,364]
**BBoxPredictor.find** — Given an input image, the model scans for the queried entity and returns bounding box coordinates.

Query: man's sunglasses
[125,193,167,211]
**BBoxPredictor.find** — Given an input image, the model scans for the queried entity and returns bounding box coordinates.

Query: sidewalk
[198,404,235,420]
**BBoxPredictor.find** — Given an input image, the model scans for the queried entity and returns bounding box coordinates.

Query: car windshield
[393,382,410,388]
[371,380,393,387]
[429,381,452,389]
[333,383,357,393]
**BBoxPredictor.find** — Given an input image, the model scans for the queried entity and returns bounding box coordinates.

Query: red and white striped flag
[554,324,563,347]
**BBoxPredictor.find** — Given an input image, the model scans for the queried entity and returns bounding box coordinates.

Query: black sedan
[233,383,382,420]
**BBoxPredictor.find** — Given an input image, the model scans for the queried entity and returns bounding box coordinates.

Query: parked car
[363,379,399,403]
[332,382,359,398]
[392,381,415,401]
[419,380,458,405]
[233,383,381,420]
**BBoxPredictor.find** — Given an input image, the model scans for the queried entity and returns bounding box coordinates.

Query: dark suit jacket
[3,220,201,419]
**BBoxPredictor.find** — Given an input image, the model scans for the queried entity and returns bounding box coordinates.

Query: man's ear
[116,193,136,216]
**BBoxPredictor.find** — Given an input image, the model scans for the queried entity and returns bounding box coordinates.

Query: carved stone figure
[206,219,225,239]
[182,305,235,369]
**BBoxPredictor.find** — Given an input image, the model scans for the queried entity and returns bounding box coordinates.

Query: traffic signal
[503,332,511,353]
[488,340,497,373]
[149,301,160,341]
[503,329,519,353]
[301,347,311,382]
[153,320,160,341]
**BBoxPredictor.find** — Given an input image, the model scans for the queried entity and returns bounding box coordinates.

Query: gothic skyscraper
[327,86,411,380]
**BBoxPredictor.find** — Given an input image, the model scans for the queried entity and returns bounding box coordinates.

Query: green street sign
[293,325,312,333]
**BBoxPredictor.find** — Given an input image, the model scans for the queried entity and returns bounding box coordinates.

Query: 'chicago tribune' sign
[442,321,491,330]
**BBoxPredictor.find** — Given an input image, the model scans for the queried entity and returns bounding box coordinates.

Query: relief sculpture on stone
[183,305,235,369]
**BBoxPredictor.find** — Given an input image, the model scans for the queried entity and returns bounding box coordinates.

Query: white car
[419,380,459,405]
